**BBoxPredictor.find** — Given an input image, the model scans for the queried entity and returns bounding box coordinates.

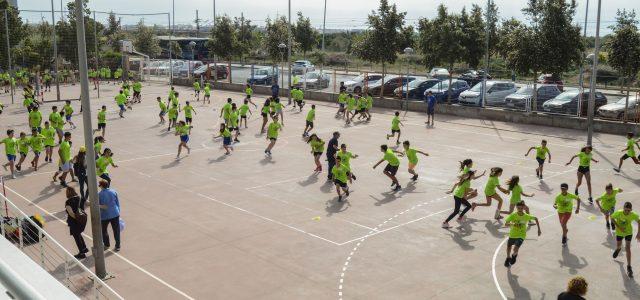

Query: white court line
[2,184,196,300]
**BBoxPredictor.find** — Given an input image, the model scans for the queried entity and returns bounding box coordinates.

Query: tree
[169,41,183,59]
[293,12,317,58]
[104,12,127,52]
[460,5,486,69]
[234,15,256,62]
[487,0,500,57]
[55,0,104,66]
[263,16,289,63]
[606,9,640,120]
[418,4,464,102]
[351,0,407,97]
[208,15,237,61]
[0,0,26,70]
[133,21,161,57]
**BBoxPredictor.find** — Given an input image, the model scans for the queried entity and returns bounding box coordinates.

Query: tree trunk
[447,63,453,104]
[380,62,385,100]
[623,76,630,123]
[228,60,232,84]
[532,70,538,113]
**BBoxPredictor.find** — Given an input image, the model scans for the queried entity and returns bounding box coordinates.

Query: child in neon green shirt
[503,201,541,268]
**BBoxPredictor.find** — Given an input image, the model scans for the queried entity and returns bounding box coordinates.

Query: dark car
[394,79,441,100]
[368,75,416,97]
[504,84,561,110]
[542,90,608,115]
[423,79,470,103]
[537,74,564,91]
[193,63,228,79]
[457,69,492,87]
[246,67,279,85]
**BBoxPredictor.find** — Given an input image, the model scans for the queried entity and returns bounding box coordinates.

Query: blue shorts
[427,106,435,115]
[118,104,125,111]
[223,136,232,146]
[180,135,189,143]
[6,154,15,162]
[65,115,71,121]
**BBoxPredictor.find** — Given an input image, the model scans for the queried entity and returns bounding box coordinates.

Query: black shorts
[507,238,524,247]
[617,235,632,241]
[333,180,347,188]
[261,112,267,117]
[577,166,590,174]
[536,157,545,166]
[306,121,314,127]
[241,115,247,119]
[269,137,277,141]
[98,123,106,130]
[384,164,399,175]
[427,106,435,115]
[295,100,303,105]
[391,129,400,134]
[622,154,635,160]
[358,108,366,113]
[339,103,345,109]
[133,91,140,97]
[230,127,239,131]
[313,152,323,157]
[185,117,192,123]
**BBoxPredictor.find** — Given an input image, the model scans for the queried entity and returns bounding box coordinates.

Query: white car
[343,74,383,94]
[429,68,450,80]
[598,96,640,120]
[458,81,517,106]
[292,60,315,75]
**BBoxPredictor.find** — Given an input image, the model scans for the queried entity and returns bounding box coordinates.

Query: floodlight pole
[51,0,61,102]
[577,0,589,117]
[74,0,107,279]
[482,0,490,109]
[287,0,292,104]
[4,10,13,104]
[93,11,100,98]
[586,0,601,146]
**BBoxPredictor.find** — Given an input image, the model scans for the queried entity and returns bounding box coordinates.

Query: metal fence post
[39,228,45,267]
[64,257,70,288]
[17,218,23,249]
[93,11,100,98]
[4,9,14,104]
[50,0,61,102]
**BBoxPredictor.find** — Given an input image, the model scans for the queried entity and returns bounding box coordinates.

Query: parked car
[193,63,228,79]
[429,68,450,80]
[394,79,441,100]
[368,75,417,97]
[458,69,492,86]
[504,84,561,110]
[294,71,330,90]
[246,67,279,85]
[597,95,640,120]
[343,74,383,94]
[292,60,315,75]
[424,79,470,103]
[542,90,608,115]
[458,81,517,106]
[537,74,564,91]
[173,60,204,77]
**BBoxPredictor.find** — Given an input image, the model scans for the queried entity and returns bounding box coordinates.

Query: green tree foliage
[487,0,500,57]
[293,12,317,57]
[263,16,289,63]
[55,0,104,66]
[103,12,127,52]
[351,0,407,95]
[207,15,237,61]
[169,41,183,59]
[133,21,161,57]
[0,0,26,69]
[461,5,486,69]
[14,22,54,70]
[606,9,640,89]
[234,15,256,61]
[418,5,464,72]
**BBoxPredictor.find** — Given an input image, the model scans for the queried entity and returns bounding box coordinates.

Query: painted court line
[2,184,196,300]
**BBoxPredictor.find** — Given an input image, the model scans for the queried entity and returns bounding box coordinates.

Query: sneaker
[338,196,342,202]
[562,236,567,245]
[628,266,634,278]
[614,168,621,173]
[345,189,350,197]
[539,175,543,179]
[352,175,356,181]
[393,185,401,191]
[411,174,418,181]
[504,257,511,268]
[606,222,610,230]
[11,174,16,179]
[391,181,397,187]
[613,249,621,258]
[574,188,579,195]
[74,253,86,259]
[536,169,539,177]
[589,197,593,204]
[114,247,120,252]
[457,215,466,222]
[15,165,21,171]
[442,222,451,229]
[81,248,89,254]
[510,254,518,265]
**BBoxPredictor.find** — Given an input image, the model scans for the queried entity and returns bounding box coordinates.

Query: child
[184,101,197,125]
[596,183,623,230]
[504,201,541,267]
[94,136,105,158]
[264,115,282,156]
[399,140,429,181]
[15,132,30,171]
[345,94,356,124]
[385,111,403,145]
[525,140,551,179]
[157,97,167,124]
[472,167,508,220]
[229,104,240,143]
[29,129,45,171]
[336,90,347,118]
[337,144,358,180]
[220,98,232,125]
[167,104,179,131]
[214,123,233,155]
[175,121,192,159]
[1,130,18,178]
[63,100,76,129]
[53,132,73,187]
[303,105,316,137]
[93,106,107,137]
[203,83,211,104]
[274,98,284,126]
[238,100,251,128]
[49,106,64,144]
[425,91,436,126]
[115,90,127,118]
[443,170,484,227]
[260,100,271,134]
[373,145,401,191]
[554,183,581,246]
[193,80,201,101]
[307,134,325,172]
[566,146,598,203]
[42,122,56,162]
[611,202,640,278]
[332,156,352,202]
[502,176,534,215]
[96,148,118,185]
[614,132,640,172]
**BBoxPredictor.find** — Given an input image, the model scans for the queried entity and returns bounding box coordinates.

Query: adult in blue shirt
[98,180,121,251]
[271,81,279,99]
[425,91,437,127]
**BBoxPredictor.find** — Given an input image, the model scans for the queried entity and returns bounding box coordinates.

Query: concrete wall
[172,79,639,135]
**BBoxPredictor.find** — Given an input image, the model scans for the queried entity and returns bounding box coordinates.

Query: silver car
[292,60,315,75]
[458,81,517,106]
[598,96,640,120]
[295,71,330,90]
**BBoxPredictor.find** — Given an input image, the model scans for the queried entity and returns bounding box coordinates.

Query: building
[157,36,210,60]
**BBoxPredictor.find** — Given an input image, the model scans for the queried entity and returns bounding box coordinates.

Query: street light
[403,47,414,107]
[279,43,286,91]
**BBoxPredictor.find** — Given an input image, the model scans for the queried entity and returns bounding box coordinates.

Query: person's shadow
[325,198,350,216]
[617,261,640,298]
[371,191,400,206]
[475,219,507,239]
[297,173,319,187]
[260,156,275,165]
[601,230,617,250]
[558,246,588,275]
[320,180,334,194]
[445,221,481,251]
[161,159,181,169]
[507,269,532,300]
[208,154,229,163]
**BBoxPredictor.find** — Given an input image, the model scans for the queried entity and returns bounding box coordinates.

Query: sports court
[1,82,639,299]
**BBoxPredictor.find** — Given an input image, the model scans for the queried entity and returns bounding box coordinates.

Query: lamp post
[279,43,286,92]
[586,0,602,146]
[403,47,414,105]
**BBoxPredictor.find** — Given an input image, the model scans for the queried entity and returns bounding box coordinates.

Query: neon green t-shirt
[310,140,325,153]
[204,86,211,96]
[17,137,30,154]
[42,128,56,146]
[245,87,253,96]
[63,104,73,116]
[239,104,249,116]
[97,111,106,124]
[115,93,127,105]
[193,82,200,91]
[229,111,239,127]
[59,141,71,163]
[221,128,231,138]
[29,134,45,152]
[484,176,500,196]
[555,193,579,213]
[535,146,549,159]
[611,210,640,237]
[599,188,621,211]
[506,212,536,239]
[338,93,347,104]
[222,103,232,118]
[509,185,523,204]
[29,110,42,128]
[183,105,194,118]
[306,109,315,122]
[391,116,400,130]
[347,97,356,110]
[577,152,592,167]
[2,137,17,155]
[176,124,192,136]
[159,101,168,112]
[96,156,113,175]
[454,179,471,198]
[383,149,400,167]
[627,139,636,157]
[332,164,349,184]
[49,112,63,129]
[168,107,178,119]
[267,122,281,139]
[406,148,418,164]
[133,82,142,92]
[337,150,354,170]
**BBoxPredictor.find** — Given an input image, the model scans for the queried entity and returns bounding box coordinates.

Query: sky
[19,0,640,35]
